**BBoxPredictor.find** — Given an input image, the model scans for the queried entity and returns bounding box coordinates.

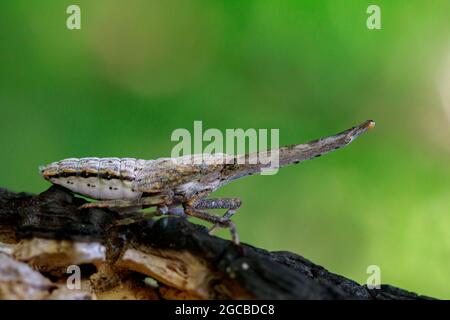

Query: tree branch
[0,186,433,300]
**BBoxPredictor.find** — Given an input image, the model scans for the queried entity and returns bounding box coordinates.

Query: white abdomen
[40,157,145,200]
[49,176,142,200]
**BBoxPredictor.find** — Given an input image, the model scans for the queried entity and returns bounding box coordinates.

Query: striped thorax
[40,157,145,200]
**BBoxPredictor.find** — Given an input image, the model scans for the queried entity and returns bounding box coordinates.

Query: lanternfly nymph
[40,120,375,245]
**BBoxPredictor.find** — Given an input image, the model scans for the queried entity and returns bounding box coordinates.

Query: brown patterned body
[39,120,375,245]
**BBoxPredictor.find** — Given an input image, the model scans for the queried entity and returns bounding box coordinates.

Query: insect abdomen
[39,157,145,200]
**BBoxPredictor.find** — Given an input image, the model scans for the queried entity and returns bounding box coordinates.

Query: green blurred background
[1,0,449,298]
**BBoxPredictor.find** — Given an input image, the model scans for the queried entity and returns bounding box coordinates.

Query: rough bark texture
[0,186,434,300]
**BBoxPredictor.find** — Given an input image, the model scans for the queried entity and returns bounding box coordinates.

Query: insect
[40,120,375,245]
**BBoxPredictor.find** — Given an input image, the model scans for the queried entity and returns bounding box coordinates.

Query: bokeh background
[1,0,449,298]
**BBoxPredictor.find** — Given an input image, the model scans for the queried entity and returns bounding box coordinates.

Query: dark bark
[0,186,434,300]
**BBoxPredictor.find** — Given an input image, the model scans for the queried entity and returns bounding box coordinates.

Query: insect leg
[189,198,241,210]
[79,193,171,209]
[188,198,241,235]
[207,210,236,235]
[183,206,240,245]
